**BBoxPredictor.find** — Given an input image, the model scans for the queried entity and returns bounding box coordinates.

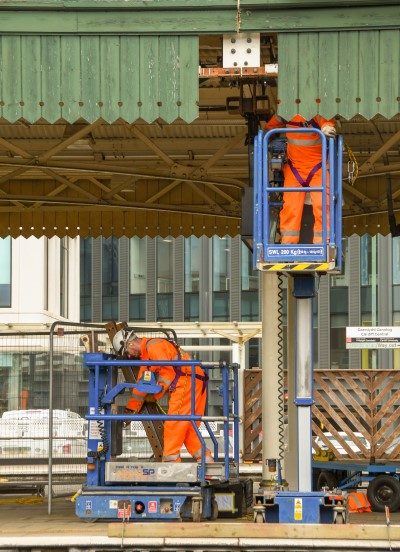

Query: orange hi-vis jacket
[265,114,335,174]
[347,492,372,513]
[264,114,335,244]
[126,338,212,463]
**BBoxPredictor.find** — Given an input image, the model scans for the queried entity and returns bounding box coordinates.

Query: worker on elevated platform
[113,330,213,464]
[265,113,336,244]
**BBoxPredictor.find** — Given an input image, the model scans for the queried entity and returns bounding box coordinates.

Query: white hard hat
[112,329,138,355]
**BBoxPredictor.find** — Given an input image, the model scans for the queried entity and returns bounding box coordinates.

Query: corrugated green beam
[0,0,235,7]
[1,6,400,34]
[277,30,400,120]
[0,35,199,124]
[241,6,400,32]
[1,0,398,8]
[240,0,400,6]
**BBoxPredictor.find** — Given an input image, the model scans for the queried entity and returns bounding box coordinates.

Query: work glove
[321,124,336,138]
[145,394,157,403]
[123,407,136,428]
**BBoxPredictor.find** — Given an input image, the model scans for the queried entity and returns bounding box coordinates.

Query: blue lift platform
[253,127,343,273]
[75,352,244,522]
[252,127,346,524]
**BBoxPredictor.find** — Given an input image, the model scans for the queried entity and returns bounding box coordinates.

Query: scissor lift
[253,127,343,273]
[252,127,346,524]
[75,351,241,522]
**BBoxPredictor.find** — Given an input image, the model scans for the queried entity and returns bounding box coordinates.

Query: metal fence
[0,322,237,513]
[0,323,109,502]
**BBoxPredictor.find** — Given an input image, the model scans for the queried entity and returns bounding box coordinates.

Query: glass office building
[78,234,400,370]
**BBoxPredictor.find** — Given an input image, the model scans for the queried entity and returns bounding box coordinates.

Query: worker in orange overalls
[113,330,213,463]
[265,113,336,244]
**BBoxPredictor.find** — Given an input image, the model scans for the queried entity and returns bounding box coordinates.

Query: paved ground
[0,494,400,533]
[1,486,400,551]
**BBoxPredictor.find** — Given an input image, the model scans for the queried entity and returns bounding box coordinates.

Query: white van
[0,409,87,458]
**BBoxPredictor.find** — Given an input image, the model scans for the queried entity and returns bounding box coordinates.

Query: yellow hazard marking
[270,263,287,270]
[263,263,330,272]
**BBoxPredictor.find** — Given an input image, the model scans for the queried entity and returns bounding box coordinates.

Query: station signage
[346,327,400,349]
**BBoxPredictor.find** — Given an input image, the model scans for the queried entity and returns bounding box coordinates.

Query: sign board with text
[346,327,400,349]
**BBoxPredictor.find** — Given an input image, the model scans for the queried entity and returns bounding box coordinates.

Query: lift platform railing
[253,127,343,272]
[83,353,240,484]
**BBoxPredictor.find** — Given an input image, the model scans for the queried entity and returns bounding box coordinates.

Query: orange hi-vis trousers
[162,368,212,463]
[125,338,212,463]
[264,113,334,245]
[280,163,330,244]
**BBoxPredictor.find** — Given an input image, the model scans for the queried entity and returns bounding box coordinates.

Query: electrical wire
[87,393,109,458]
[277,274,286,459]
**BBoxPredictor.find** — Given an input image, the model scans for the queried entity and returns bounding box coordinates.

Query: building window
[394,237,400,285]
[0,237,11,307]
[184,237,200,321]
[156,237,173,321]
[330,288,349,368]
[329,237,349,368]
[102,237,119,321]
[60,238,69,318]
[129,237,146,321]
[331,237,349,287]
[393,237,400,369]
[241,242,259,321]
[212,236,230,321]
[360,235,377,368]
[80,238,92,322]
[361,235,374,286]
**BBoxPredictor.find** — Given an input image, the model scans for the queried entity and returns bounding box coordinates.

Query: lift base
[75,484,215,521]
[254,490,346,524]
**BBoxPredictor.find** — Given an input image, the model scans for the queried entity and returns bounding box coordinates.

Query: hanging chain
[236,0,241,33]
[345,143,359,185]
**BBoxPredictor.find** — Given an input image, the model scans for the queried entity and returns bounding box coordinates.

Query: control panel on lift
[253,128,343,273]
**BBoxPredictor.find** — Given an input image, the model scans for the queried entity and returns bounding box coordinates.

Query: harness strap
[168,341,208,394]
[169,341,182,392]
[288,159,323,188]
[196,373,209,394]
[170,368,209,394]
[280,116,319,129]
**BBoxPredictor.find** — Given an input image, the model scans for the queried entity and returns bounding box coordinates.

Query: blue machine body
[252,128,346,524]
[257,491,342,524]
[253,128,343,272]
[75,352,241,521]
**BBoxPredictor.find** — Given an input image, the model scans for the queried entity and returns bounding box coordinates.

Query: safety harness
[279,116,326,188]
[168,340,209,394]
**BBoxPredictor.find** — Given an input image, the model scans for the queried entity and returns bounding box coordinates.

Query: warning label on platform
[294,498,303,521]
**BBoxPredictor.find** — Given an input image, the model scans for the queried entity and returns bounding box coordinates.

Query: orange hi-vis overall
[265,114,335,244]
[126,338,212,463]
[347,492,372,512]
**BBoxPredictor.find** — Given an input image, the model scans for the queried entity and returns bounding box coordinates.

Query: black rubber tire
[209,498,218,521]
[317,470,337,490]
[367,475,400,512]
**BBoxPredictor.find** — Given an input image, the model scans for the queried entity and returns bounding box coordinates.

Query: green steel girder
[0,4,399,34]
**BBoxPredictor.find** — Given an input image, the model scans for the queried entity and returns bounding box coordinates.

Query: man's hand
[321,124,336,138]
[123,407,136,428]
[145,394,157,403]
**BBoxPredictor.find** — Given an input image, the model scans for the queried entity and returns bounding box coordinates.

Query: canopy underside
[0,30,399,239]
